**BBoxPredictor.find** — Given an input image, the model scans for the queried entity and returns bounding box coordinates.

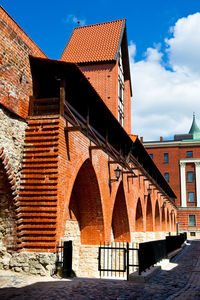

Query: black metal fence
[138,239,166,274]
[98,242,139,280]
[138,233,187,274]
[166,232,187,254]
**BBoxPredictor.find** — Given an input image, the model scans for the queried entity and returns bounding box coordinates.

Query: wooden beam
[60,79,65,116]
[29,96,34,116]
[108,161,121,165]
[64,103,79,126]
[65,126,83,132]
[89,145,103,151]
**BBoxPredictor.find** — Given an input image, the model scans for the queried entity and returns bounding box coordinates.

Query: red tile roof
[61,19,126,63]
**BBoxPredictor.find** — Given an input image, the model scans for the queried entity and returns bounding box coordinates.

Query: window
[118,48,124,126]
[188,192,194,202]
[149,154,153,159]
[187,171,194,182]
[190,232,196,236]
[164,153,168,163]
[164,172,169,182]
[187,151,193,157]
[189,215,196,227]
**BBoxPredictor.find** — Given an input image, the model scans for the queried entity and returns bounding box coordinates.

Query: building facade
[0,5,177,277]
[144,114,200,239]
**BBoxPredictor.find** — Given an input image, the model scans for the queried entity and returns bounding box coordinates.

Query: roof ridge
[73,18,126,30]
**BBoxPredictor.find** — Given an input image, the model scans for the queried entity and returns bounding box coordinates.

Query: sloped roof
[189,113,200,139]
[61,19,126,63]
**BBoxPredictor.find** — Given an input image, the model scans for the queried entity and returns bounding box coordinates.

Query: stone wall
[0,106,27,189]
[0,106,28,273]
[78,245,99,278]
[64,220,99,277]
[64,220,81,275]
[0,251,56,276]
[132,231,169,243]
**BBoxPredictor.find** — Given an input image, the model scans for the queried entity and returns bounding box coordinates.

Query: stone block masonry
[0,107,27,189]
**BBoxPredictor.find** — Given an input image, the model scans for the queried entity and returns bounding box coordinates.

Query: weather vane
[77,12,80,26]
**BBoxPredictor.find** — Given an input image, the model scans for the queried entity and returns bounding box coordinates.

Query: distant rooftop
[142,113,200,143]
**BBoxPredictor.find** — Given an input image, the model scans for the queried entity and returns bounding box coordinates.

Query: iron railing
[138,233,187,274]
[98,242,139,280]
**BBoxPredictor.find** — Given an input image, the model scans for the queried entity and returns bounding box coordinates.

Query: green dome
[189,113,200,139]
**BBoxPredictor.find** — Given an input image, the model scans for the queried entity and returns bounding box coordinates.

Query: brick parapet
[0,6,47,119]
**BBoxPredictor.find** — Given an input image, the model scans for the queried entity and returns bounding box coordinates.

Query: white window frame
[118,48,124,126]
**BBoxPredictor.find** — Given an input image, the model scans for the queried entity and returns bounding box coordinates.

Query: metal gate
[56,240,73,277]
[98,242,139,280]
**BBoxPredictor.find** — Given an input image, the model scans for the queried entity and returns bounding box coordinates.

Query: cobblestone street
[0,240,200,300]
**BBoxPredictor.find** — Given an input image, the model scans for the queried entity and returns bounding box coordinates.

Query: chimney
[140,136,143,143]
[160,136,163,142]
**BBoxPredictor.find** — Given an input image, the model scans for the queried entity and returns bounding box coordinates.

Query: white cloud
[166,13,200,75]
[130,13,200,141]
[62,14,86,27]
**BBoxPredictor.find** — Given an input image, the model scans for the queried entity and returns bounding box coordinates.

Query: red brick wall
[178,210,200,229]
[0,6,47,119]
[17,115,176,251]
[146,145,200,206]
[79,60,131,135]
[146,143,200,231]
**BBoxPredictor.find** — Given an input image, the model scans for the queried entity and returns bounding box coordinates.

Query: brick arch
[111,181,130,242]
[167,209,170,232]
[135,198,144,232]
[161,208,166,231]
[68,158,105,245]
[173,213,176,232]
[155,200,160,231]
[146,195,153,231]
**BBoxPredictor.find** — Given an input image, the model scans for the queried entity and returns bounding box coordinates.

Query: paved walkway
[0,240,200,299]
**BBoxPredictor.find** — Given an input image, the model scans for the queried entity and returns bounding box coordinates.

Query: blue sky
[2,0,200,140]
[1,0,199,61]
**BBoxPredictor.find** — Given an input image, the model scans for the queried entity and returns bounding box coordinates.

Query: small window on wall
[149,154,153,159]
[164,153,168,163]
[189,215,196,227]
[164,172,169,182]
[187,171,194,182]
[187,151,193,157]
[188,192,194,202]
[190,232,196,237]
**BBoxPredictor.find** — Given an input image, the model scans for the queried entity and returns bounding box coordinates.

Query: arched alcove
[135,198,144,232]
[146,196,153,231]
[161,208,166,231]
[155,200,160,231]
[68,159,104,244]
[111,181,130,242]
[167,209,170,232]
